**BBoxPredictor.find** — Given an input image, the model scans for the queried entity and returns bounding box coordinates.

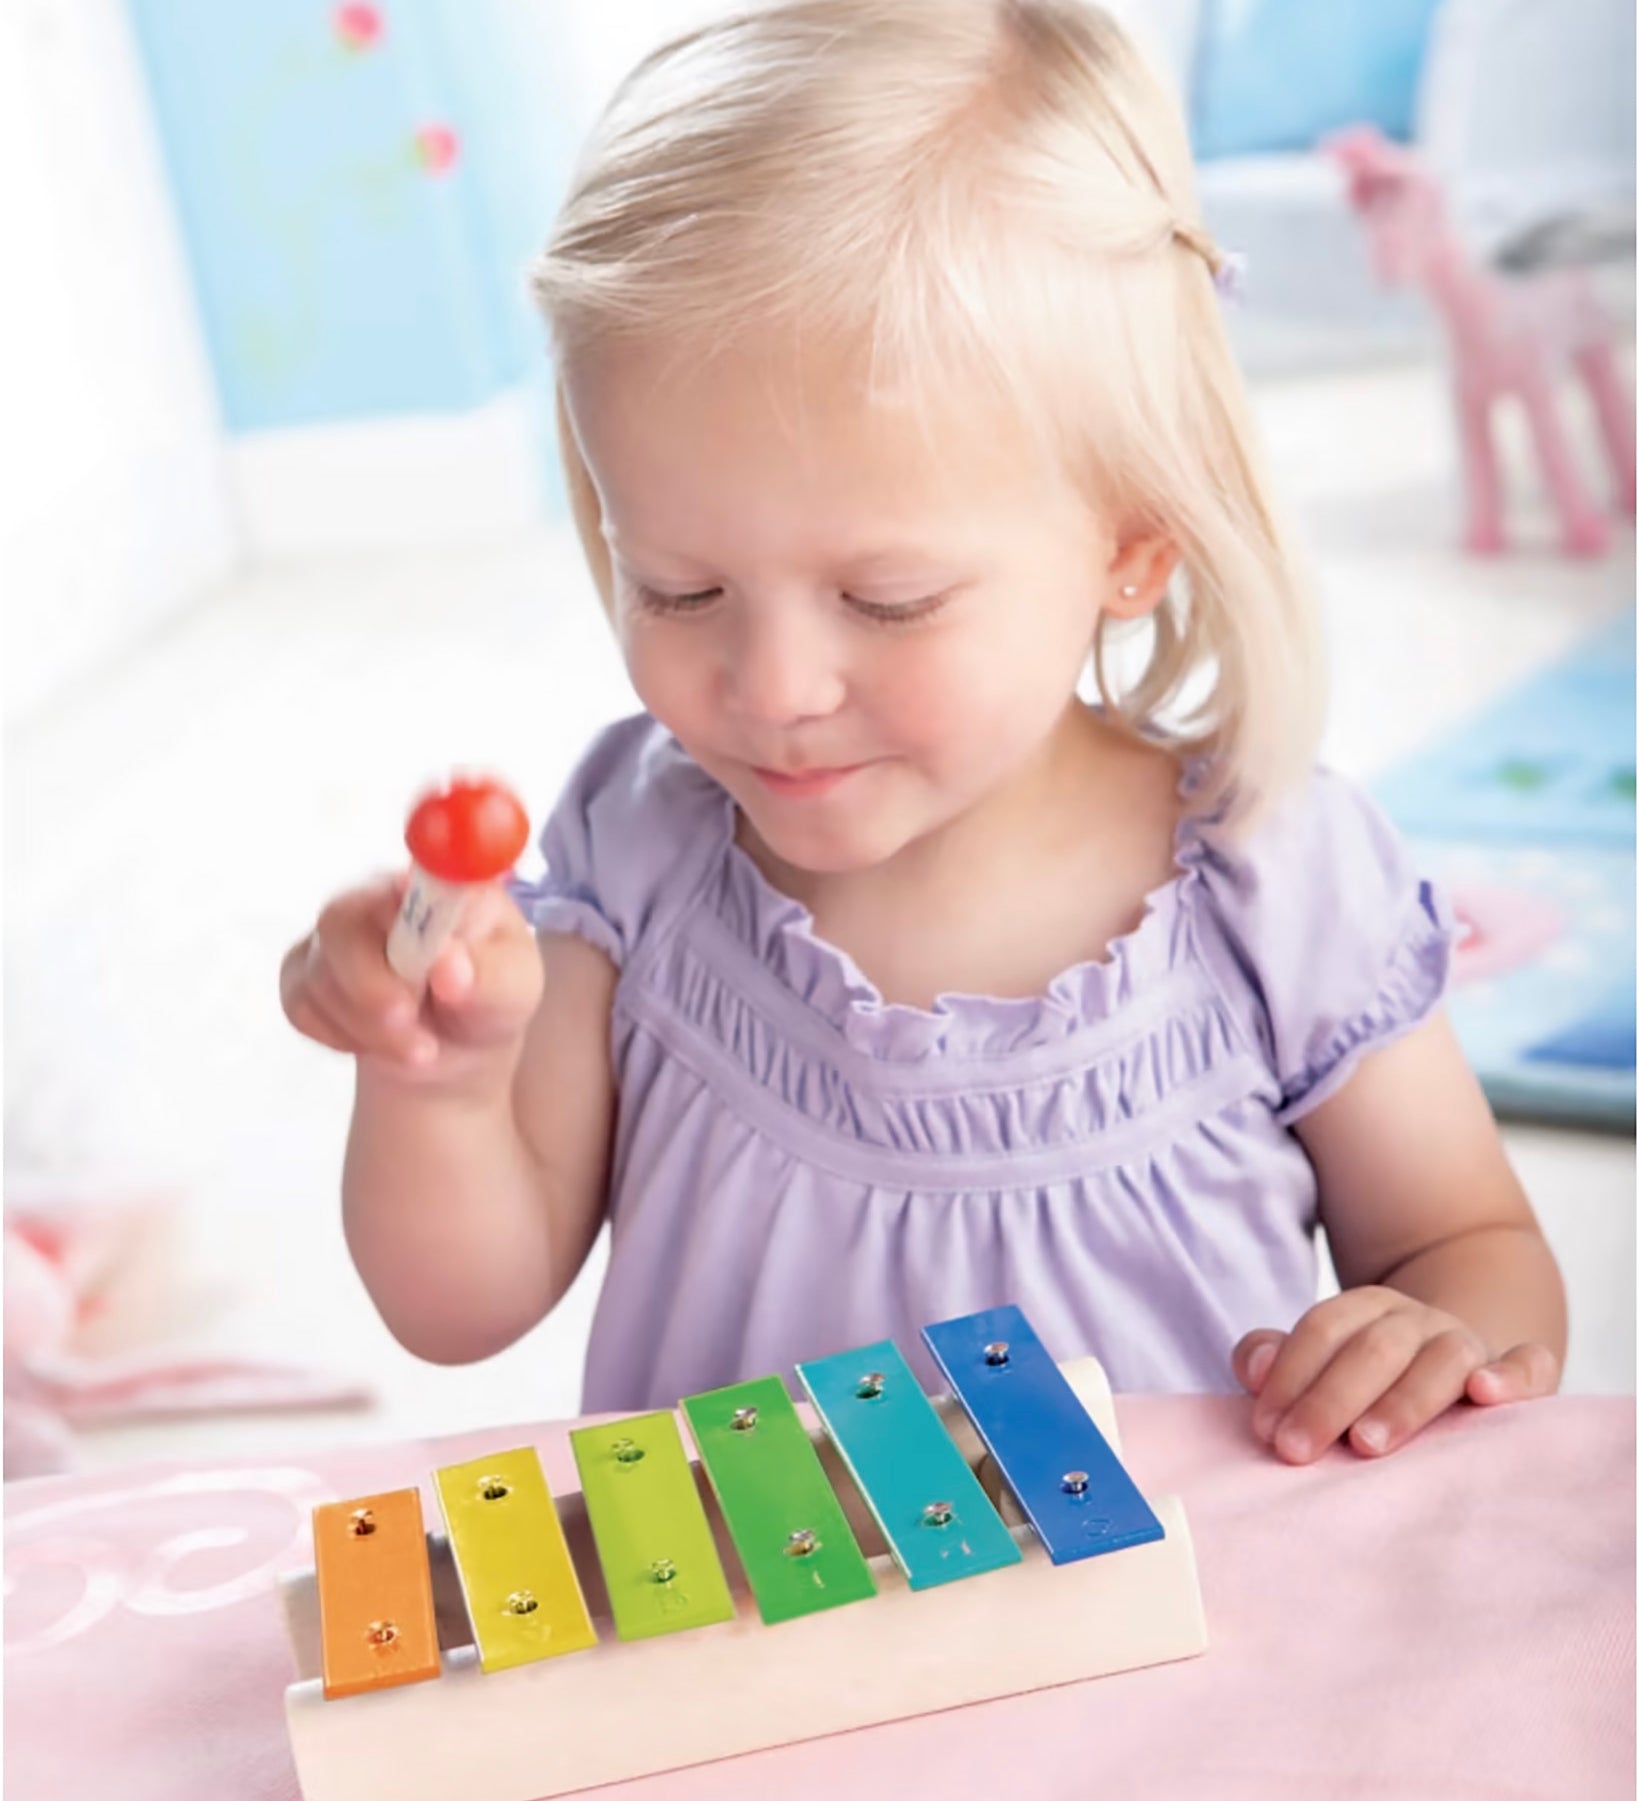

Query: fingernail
[1246,1342,1276,1390]
[1354,1418,1388,1454]
[440,945,474,997]
[1252,1408,1278,1444]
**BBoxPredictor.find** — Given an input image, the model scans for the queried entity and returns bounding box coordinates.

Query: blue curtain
[126,0,576,433]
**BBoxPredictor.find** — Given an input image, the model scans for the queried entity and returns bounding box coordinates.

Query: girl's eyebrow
[600,531,712,580]
[606,532,969,577]
[838,546,966,576]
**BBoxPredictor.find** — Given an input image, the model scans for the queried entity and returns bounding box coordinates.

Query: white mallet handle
[386,867,468,988]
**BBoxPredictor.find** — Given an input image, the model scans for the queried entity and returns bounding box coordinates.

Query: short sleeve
[508,716,726,969]
[1189,769,1459,1124]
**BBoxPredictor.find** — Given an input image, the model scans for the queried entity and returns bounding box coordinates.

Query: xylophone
[279,1305,1208,1799]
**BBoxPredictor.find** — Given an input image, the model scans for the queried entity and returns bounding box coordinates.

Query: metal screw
[613,1438,644,1464]
[504,1590,539,1615]
[1061,1470,1090,1496]
[983,1342,1010,1367]
[730,1406,758,1432]
[855,1372,886,1399]
[347,1508,376,1537]
[479,1477,511,1501]
[785,1529,819,1558]
[651,1558,677,1584]
[365,1619,399,1649]
[923,1501,955,1528]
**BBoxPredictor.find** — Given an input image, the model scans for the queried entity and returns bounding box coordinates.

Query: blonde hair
[533,0,1325,821]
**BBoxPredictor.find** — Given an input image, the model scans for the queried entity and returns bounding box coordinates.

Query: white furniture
[1107,0,1635,374]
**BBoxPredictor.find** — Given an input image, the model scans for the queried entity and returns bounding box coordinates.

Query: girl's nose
[724,607,846,727]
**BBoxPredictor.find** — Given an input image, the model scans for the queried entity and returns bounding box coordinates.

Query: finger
[453,881,532,946]
[1232,1330,1286,1396]
[279,932,318,1028]
[426,884,537,1006]
[426,927,544,1045]
[315,886,422,1022]
[301,958,434,1065]
[283,989,361,1056]
[1466,1342,1560,1406]
[290,981,436,1067]
[422,884,528,1007]
[281,931,383,1045]
[340,870,415,935]
[1348,1329,1489,1457]
[308,951,441,1064]
[1265,1310,1431,1463]
[427,937,476,1006]
[1250,1290,1396,1443]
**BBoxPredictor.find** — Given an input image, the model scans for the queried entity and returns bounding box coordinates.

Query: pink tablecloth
[5,1392,1634,1801]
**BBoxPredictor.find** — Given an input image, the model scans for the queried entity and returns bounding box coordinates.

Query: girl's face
[564,333,1147,876]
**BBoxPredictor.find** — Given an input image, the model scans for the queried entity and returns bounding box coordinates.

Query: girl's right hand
[279,874,545,1086]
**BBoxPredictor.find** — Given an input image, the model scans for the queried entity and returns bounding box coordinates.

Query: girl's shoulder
[510,715,727,967]
[1186,763,1428,919]
[1183,765,1459,1123]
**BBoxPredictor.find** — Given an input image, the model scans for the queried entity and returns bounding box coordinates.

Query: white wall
[0,0,239,728]
[552,1,736,131]
[552,0,1202,111]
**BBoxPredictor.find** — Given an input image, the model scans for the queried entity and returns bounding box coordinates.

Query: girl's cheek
[622,627,702,720]
[877,635,1024,747]
[885,672,967,747]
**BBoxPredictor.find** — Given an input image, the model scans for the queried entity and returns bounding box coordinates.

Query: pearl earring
[1119,583,1139,598]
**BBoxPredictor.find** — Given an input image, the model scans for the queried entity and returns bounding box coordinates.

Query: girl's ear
[556,384,616,614]
[1106,533,1180,619]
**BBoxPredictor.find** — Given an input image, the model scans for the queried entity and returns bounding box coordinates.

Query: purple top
[514,716,1455,1410]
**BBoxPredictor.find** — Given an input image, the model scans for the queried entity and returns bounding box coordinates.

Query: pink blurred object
[3,1192,371,1481]
[413,123,460,176]
[333,4,384,52]
[1448,883,1566,986]
[1328,124,1635,560]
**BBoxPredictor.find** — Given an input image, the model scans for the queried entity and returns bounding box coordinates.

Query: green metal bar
[683,1375,877,1625]
[570,1412,735,1641]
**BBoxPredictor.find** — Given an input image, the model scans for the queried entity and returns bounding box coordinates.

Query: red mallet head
[405,777,529,886]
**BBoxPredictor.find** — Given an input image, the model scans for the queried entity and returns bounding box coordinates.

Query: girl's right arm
[281,876,617,1364]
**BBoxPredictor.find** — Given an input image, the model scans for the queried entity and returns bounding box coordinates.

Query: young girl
[281,0,1565,1466]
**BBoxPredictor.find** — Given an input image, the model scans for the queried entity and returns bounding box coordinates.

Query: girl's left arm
[1233,1009,1567,1463]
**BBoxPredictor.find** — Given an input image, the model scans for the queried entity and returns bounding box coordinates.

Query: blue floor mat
[1374,614,1635,1130]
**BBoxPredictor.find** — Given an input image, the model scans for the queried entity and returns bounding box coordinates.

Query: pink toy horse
[1328,125,1634,558]
[4,1190,371,1478]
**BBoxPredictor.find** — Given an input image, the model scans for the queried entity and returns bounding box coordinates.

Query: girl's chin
[734,796,908,878]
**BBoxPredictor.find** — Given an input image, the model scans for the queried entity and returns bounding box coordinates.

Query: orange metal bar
[313,1487,442,1700]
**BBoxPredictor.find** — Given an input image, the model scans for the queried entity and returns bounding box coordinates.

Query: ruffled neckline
[708,754,1216,1064]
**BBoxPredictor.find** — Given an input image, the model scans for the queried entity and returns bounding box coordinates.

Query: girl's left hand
[1232,1287,1561,1464]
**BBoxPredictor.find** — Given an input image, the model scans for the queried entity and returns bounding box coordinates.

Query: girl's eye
[845,592,950,626]
[635,585,721,616]
[632,584,950,625]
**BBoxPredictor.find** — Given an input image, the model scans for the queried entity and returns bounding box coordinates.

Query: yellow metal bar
[434,1447,598,1673]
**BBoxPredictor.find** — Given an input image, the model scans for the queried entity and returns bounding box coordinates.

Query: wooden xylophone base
[280,1358,1207,1801]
